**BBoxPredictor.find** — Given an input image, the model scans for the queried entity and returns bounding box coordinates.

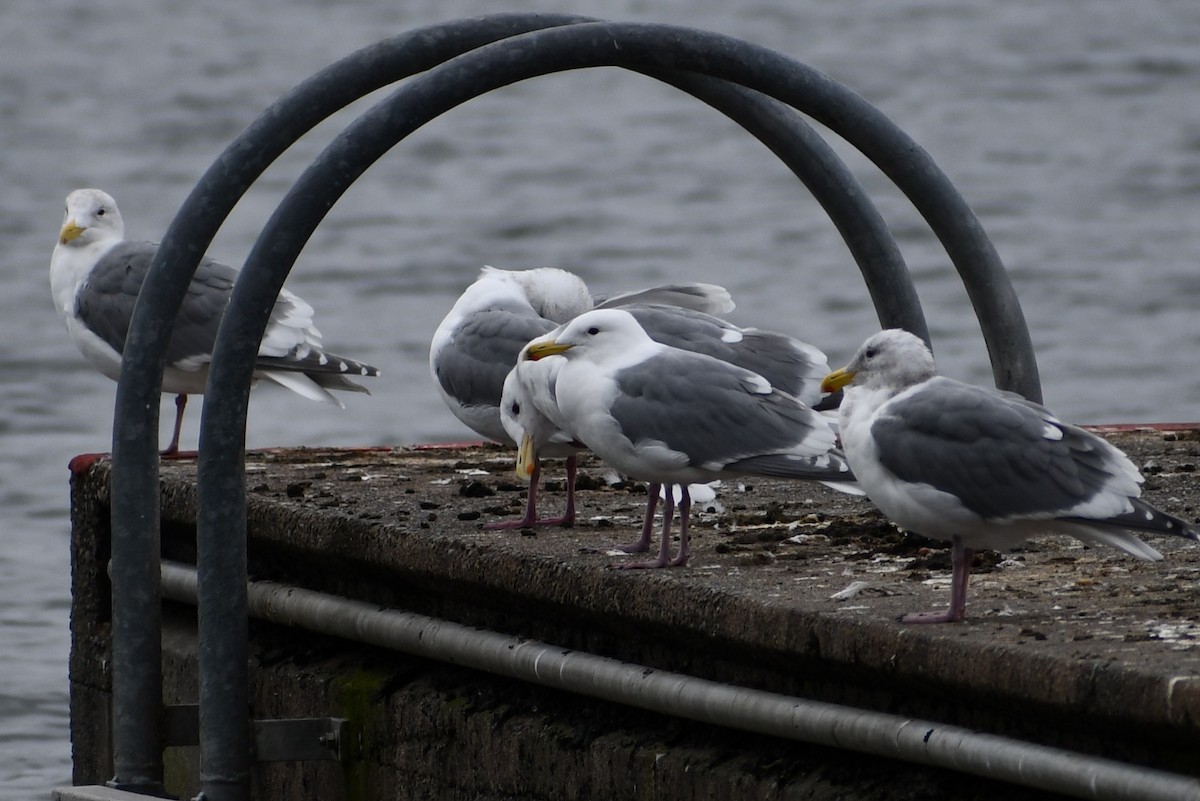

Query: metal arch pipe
[194,61,920,800]
[199,21,1033,798]
[107,12,596,795]
[111,13,1027,798]
[644,69,927,342]
[214,22,1039,420]
[109,12,909,796]
[189,48,920,801]
[156,560,1200,801]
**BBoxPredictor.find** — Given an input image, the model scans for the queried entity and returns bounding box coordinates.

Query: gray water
[2,0,1198,795]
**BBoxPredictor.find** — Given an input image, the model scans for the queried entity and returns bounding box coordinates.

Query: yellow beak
[820,367,857,394]
[59,221,85,245]
[515,432,538,483]
[525,340,572,361]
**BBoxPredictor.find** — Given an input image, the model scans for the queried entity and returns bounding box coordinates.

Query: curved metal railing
[106,15,1039,800]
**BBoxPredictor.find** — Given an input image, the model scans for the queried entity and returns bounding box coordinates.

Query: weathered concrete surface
[67,428,1200,799]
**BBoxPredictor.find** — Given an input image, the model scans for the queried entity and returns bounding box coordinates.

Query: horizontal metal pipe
[158,560,1199,801]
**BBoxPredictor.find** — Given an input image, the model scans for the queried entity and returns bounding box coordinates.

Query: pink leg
[902,536,973,624]
[161,394,186,457]
[483,455,578,531]
[619,486,675,569]
[559,455,577,527]
[617,482,661,553]
[484,460,542,530]
[668,489,692,567]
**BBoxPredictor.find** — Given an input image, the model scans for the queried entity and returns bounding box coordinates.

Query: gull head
[58,188,125,247]
[500,370,548,482]
[524,308,654,365]
[822,329,937,393]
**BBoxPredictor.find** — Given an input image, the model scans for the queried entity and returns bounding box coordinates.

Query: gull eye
[96,207,106,217]
[510,401,520,415]
[587,326,599,335]
[864,347,878,359]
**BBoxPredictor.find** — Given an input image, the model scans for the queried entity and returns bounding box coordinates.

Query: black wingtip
[1117,498,1200,543]
[725,452,856,482]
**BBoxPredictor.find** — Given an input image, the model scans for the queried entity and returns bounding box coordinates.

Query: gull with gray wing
[522,309,856,568]
[50,188,378,454]
[821,329,1199,623]
[505,302,841,553]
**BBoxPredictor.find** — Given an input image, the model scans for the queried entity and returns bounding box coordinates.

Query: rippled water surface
[2,0,1198,795]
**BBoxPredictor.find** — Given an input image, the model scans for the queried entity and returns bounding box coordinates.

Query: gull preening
[430,266,734,529]
[822,329,1199,623]
[50,188,378,454]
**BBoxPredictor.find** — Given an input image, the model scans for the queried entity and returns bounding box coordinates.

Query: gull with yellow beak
[50,188,378,454]
[504,304,843,550]
[518,308,856,568]
[822,328,1199,623]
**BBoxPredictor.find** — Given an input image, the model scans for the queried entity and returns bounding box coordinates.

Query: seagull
[522,308,856,568]
[50,188,379,455]
[821,329,1200,623]
[505,302,841,551]
[499,364,587,528]
[430,266,734,530]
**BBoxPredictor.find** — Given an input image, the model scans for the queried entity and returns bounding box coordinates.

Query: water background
[2,1,1198,795]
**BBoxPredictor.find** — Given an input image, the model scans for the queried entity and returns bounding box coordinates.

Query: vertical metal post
[106,426,165,795]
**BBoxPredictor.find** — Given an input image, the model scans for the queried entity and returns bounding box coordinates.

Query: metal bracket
[253,717,347,762]
[163,705,347,762]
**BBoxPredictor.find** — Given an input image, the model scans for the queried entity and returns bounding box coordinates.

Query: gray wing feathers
[75,242,157,354]
[78,241,378,386]
[170,257,238,364]
[626,305,826,400]
[77,243,235,364]
[595,283,734,315]
[435,310,555,408]
[609,354,826,469]
[725,452,854,480]
[873,378,1136,521]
